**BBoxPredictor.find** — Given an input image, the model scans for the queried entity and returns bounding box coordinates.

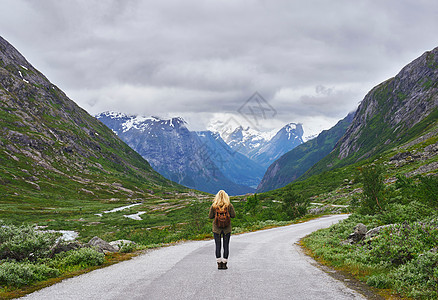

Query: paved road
[24,214,365,300]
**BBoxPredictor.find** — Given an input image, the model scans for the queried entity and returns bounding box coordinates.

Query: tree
[281,187,309,220]
[358,164,385,214]
[189,200,206,233]
[245,193,259,212]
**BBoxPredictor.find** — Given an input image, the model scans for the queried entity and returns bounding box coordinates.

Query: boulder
[365,224,393,239]
[354,223,367,235]
[87,236,117,253]
[52,241,83,255]
[344,223,368,244]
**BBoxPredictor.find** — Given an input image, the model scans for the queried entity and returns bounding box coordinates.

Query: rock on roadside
[342,223,368,244]
[87,236,117,253]
[365,224,394,239]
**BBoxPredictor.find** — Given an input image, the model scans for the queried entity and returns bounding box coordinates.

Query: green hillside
[304,47,438,179]
[0,36,193,229]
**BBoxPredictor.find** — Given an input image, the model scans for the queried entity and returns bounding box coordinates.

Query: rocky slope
[96,112,255,195]
[0,36,176,208]
[257,112,354,192]
[305,46,438,177]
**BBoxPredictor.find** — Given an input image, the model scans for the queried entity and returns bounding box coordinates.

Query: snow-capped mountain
[95,112,256,195]
[251,123,304,168]
[96,111,187,135]
[207,120,275,157]
[196,131,265,188]
[257,112,355,192]
[209,120,304,168]
[96,112,305,192]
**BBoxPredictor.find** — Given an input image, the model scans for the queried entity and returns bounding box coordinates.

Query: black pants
[214,231,231,259]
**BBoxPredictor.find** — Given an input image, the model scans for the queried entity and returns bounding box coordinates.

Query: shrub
[366,273,392,289]
[380,201,431,224]
[188,201,208,233]
[119,242,137,253]
[417,175,438,208]
[56,248,104,268]
[360,223,438,266]
[0,260,59,287]
[0,223,59,261]
[392,251,438,299]
[245,194,260,212]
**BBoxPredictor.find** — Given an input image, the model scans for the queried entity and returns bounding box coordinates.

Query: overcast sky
[1,0,438,137]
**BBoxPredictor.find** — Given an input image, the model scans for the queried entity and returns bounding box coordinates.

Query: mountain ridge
[0,36,177,212]
[209,121,304,167]
[195,130,265,188]
[257,112,355,192]
[302,46,438,179]
[96,112,257,195]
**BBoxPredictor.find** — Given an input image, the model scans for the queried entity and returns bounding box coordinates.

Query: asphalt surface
[23,214,365,300]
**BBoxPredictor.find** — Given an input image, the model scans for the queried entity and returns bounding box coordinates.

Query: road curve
[23,214,365,300]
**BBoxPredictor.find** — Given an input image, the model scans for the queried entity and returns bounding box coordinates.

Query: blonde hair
[212,190,230,210]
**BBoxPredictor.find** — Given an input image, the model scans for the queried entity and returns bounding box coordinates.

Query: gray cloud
[1,0,438,136]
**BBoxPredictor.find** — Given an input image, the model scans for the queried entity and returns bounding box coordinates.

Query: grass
[0,251,139,299]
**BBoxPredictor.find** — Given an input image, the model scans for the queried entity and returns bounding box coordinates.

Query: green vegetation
[0,223,59,261]
[281,188,309,219]
[353,164,386,214]
[0,222,104,288]
[0,192,310,294]
[54,248,105,269]
[0,261,59,287]
[303,170,438,299]
[1,124,436,298]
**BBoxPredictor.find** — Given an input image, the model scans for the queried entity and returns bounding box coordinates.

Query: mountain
[96,112,255,195]
[0,36,177,210]
[257,112,355,192]
[208,121,273,158]
[251,123,304,168]
[209,121,304,168]
[304,47,438,178]
[196,131,265,188]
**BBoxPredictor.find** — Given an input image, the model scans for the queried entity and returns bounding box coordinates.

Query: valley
[1,27,438,300]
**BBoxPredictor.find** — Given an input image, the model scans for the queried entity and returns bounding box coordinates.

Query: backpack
[215,206,231,228]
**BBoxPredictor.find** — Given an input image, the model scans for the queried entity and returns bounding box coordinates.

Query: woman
[209,190,236,270]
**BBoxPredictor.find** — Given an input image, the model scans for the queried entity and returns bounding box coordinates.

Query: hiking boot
[222,258,228,270]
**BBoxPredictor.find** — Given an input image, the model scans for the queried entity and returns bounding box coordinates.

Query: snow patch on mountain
[96,112,188,133]
[97,111,126,119]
